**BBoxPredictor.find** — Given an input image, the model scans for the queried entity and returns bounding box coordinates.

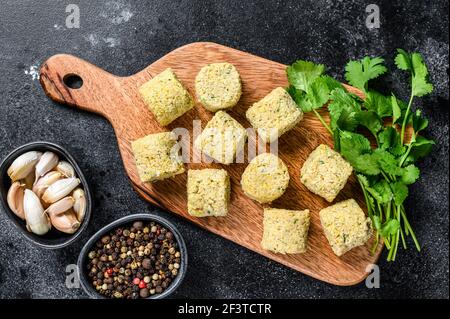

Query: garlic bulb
[32,171,62,198]
[35,151,59,178]
[23,189,51,235]
[56,161,75,178]
[7,151,42,181]
[7,182,25,220]
[72,188,86,222]
[49,209,80,234]
[42,177,80,204]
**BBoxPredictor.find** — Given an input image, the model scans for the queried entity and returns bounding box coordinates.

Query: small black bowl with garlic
[0,141,92,249]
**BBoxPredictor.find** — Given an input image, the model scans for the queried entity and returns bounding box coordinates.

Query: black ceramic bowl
[0,141,92,249]
[78,213,187,299]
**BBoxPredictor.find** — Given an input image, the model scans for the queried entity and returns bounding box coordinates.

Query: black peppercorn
[142,258,151,269]
[133,221,144,231]
[101,235,111,245]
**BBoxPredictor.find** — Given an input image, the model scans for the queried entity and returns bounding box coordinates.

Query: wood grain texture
[39,42,384,286]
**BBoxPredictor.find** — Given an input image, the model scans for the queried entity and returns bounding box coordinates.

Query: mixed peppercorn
[86,220,181,299]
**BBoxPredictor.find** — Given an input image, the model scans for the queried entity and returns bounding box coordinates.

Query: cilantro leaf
[356,110,383,137]
[328,88,361,131]
[333,129,341,152]
[378,126,406,156]
[339,131,381,175]
[391,181,408,206]
[395,49,433,97]
[286,60,325,92]
[401,164,420,185]
[353,154,381,175]
[345,56,387,92]
[339,130,371,159]
[394,48,412,70]
[391,94,402,124]
[407,136,435,162]
[288,75,343,113]
[412,109,429,133]
[321,75,343,91]
[292,76,333,112]
[373,149,403,176]
[365,90,392,118]
[367,179,393,204]
[380,220,400,237]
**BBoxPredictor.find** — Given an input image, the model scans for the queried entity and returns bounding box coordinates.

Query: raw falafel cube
[261,208,310,254]
[241,153,290,204]
[246,87,303,143]
[139,68,194,126]
[194,111,247,164]
[300,144,353,202]
[131,132,185,182]
[320,199,372,256]
[195,62,242,112]
[187,169,230,217]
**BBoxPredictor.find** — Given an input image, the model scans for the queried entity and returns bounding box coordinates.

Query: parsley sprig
[287,50,434,261]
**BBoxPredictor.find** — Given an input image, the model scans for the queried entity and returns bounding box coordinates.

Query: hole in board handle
[63,74,83,89]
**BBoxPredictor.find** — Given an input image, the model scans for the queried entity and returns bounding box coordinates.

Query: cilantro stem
[400,206,421,251]
[400,94,414,144]
[377,202,383,222]
[371,235,379,255]
[394,204,402,260]
[358,178,373,218]
[386,201,391,220]
[381,171,392,183]
[384,237,391,250]
[387,235,395,261]
[392,231,400,261]
[399,133,416,167]
[312,109,333,135]
[400,227,407,249]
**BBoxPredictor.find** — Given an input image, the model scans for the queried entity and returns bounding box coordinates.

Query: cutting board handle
[39,54,123,117]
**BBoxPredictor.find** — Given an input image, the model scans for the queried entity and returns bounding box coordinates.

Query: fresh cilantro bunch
[287,50,434,261]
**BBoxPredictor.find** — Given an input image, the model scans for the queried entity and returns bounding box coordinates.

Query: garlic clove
[23,189,51,235]
[7,181,25,220]
[55,161,75,178]
[7,151,42,181]
[22,170,35,189]
[49,208,80,234]
[45,196,75,217]
[32,171,62,198]
[42,177,80,204]
[72,188,86,222]
[35,151,59,178]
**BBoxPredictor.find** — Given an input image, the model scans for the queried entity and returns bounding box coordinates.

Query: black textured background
[0,0,448,298]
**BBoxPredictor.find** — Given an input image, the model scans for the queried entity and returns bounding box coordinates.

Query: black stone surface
[0,0,448,299]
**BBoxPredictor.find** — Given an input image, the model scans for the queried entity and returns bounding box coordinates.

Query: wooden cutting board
[39,42,383,286]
